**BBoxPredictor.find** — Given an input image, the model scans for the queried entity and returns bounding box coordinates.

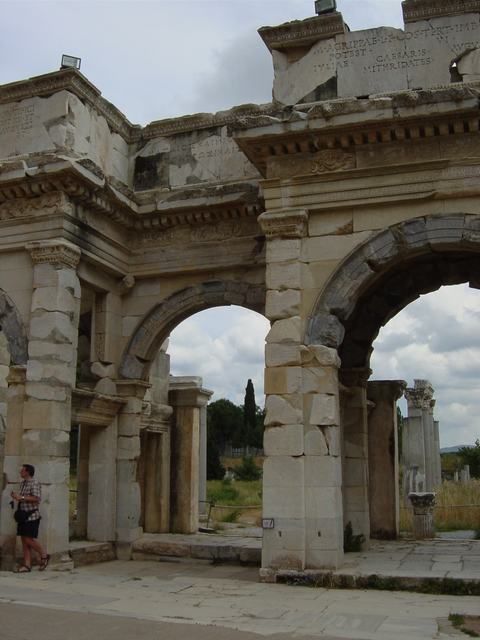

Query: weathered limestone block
[21,429,69,458]
[305,455,342,487]
[266,316,302,344]
[28,341,74,363]
[266,262,302,291]
[266,289,301,320]
[22,398,69,431]
[305,425,341,456]
[265,343,302,367]
[263,455,305,488]
[305,516,344,551]
[265,394,302,426]
[305,485,343,514]
[262,519,306,571]
[29,312,77,343]
[301,345,342,368]
[24,382,68,403]
[306,393,339,426]
[264,424,304,456]
[32,260,81,297]
[31,287,77,314]
[302,366,338,395]
[264,366,302,395]
[26,360,73,386]
[266,238,302,263]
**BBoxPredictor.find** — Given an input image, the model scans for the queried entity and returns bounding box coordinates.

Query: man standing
[10,464,49,572]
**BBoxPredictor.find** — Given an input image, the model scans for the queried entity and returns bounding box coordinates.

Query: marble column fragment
[367,380,406,540]
[169,377,212,534]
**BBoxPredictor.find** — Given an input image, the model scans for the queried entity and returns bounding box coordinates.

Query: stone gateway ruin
[1,0,480,575]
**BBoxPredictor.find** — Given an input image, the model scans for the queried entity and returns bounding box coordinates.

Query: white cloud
[372,284,480,448]
[168,306,269,405]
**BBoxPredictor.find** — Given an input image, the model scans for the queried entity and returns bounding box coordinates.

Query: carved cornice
[258,210,308,239]
[0,191,73,221]
[26,238,81,269]
[234,85,480,176]
[258,14,346,52]
[402,0,480,23]
[143,104,276,139]
[0,160,263,234]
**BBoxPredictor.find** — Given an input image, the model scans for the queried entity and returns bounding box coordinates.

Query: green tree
[243,379,257,449]
[457,439,480,478]
[207,398,243,451]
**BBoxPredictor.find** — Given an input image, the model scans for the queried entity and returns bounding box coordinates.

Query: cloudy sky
[2,1,478,448]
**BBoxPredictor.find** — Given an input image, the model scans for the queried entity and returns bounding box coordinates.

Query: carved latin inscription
[0,105,34,137]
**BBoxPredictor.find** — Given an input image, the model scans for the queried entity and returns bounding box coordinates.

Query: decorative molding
[26,239,81,269]
[268,150,355,179]
[0,191,73,221]
[258,210,308,239]
[72,387,126,427]
[402,0,480,23]
[143,104,276,139]
[258,14,346,52]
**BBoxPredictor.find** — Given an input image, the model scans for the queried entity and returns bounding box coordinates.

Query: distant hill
[440,445,469,454]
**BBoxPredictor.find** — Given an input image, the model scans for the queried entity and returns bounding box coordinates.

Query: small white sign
[262,518,275,529]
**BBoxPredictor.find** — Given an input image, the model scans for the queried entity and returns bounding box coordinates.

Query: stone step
[69,541,116,567]
[132,533,261,566]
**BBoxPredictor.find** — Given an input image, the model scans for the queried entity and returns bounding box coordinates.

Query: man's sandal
[39,555,50,571]
[14,565,31,573]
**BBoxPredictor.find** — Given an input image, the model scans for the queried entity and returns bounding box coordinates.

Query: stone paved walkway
[131,533,480,594]
[1,559,480,640]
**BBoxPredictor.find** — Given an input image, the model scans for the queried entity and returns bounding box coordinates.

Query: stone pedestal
[169,377,212,534]
[367,380,406,540]
[408,492,436,540]
[340,368,371,547]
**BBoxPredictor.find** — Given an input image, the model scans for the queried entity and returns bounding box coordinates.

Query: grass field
[206,479,262,525]
[400,479,480,532]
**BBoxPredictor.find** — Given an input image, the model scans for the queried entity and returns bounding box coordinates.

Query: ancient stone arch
[120,280,266,380]
[0,0,479,578]
[307,213,480,367]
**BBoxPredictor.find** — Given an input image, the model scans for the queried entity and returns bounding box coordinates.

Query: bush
[234,456,262,481]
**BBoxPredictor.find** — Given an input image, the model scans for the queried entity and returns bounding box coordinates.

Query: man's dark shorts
[17,518,40,538]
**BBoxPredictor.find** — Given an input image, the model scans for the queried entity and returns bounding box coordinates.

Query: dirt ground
[458,616,480,636]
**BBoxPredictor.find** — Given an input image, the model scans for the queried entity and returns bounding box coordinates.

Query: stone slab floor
[1,559,480,640]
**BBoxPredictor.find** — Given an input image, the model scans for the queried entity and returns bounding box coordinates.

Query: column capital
[169,376,213,408]
[258,209,308,239]
[405,379,434,410]
[367,379,407,402]
[116,379,151,400]
[26,239,81,269]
